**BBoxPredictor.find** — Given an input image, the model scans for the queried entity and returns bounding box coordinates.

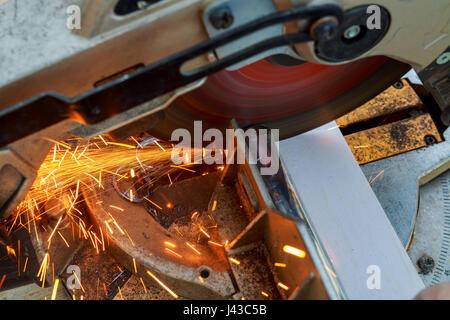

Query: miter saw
[0,0,449,300]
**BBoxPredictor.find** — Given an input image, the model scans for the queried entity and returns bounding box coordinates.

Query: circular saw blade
[148,56,410,140]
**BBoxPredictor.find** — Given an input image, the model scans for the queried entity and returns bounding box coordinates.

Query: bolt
[137,1,148,9]
[417,255,435,274]
[393,81,404,89]
[424,135,437,146]
[199,267,210,279]
[310,16,338,41]
[436,52,450,65]
[206,51,216,63]
[209,6,234,30]
[343,25,361,40]
[315,22,338,41]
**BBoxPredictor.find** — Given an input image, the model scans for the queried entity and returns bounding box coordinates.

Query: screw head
[137,1,148,9]
[343,25,361,40]
[424,135,437,146]
[209,7,234,30]
[393,81,404,89]
[417,255,435,274]
[314,21,338,41]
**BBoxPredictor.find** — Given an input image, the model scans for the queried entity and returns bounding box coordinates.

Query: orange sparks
[51,279,59,300]
[261,291,269,298]
[79,222,88,239]
[72,270,85,293]
[33,198,39,211]
[58,231,70,248]
[0,274,6,290]
[98,135,108,146]
[42,138,71,149]
[211,200,217,212]
[129,190,134,202]
[146,270,178,299]
[37,252,49,283]
[77,146,88,159]
[52,145,57,162]
[113,220,125,235]
[71,146,79,159]
[103,282,108,297]
[87,231,96,249]
[274,262,287,268]
[109,205,124,212]
[23,257,29,273]
[6,246,16,258]
[186,242,201,255]
[133,258,138,274]
[130,168,135,178]
[47,216,63,245]
[75,179,80,200]
[165,248,182,259]
[99,170,102,188]
[124,229,135,247]
[130,136,142,148]
[100,228,105,251]
[324,264,337,278]
[144,197,162,210]
[57,150,68,167]
[139,277,148,294]
[41,169,57,183]
[166,203,173,209]
[102,169,128,179]
[229,258,240,265]
[164,241,176,248]
[104,221,114,235]
[106,142,136,149]
[283,245,306,258]
[208,241,223,247]
[107,213,125,235]
[369,170,385,185]
[154,140,166,152]
[170,165,196,173]
[118,286,124,300]
[199,226,210,239]
[278,282,289,290]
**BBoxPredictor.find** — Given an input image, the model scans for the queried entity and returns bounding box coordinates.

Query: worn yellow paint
[345,114,442,165]
[337,80,422,128]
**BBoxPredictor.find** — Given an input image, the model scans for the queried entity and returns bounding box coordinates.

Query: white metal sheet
[280,122,424,299]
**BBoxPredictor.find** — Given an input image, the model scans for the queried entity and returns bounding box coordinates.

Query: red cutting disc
[148,56,409,140]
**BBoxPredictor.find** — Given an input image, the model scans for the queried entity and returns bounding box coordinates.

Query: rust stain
[337,79,423,128]
[345,114,442,165]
